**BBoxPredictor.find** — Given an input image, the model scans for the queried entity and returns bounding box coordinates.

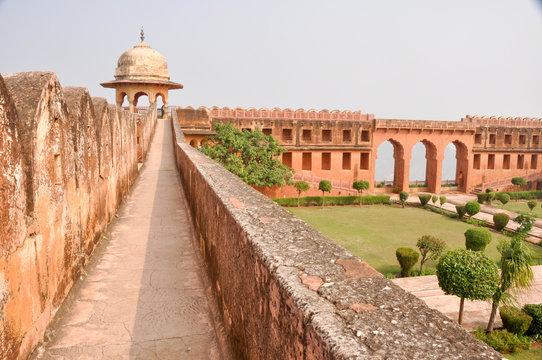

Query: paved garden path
[392,265,542,331]
[33,119,227,359]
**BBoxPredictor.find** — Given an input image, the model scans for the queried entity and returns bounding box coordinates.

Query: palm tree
[486,235,534,332]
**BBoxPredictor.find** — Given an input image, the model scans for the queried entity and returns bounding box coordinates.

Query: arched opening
[133,92,150,108]
[442,143,457,187]
[410,140,438,192]
[189,139,198,148]
[375,139,404,190]
[452,140,468,192]
[118,92,128,108]
[155,93,166,117]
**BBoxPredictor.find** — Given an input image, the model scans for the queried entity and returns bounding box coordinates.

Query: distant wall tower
[101,28,182,118]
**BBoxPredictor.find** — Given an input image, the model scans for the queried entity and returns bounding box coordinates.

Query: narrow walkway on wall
[34,119,225,359]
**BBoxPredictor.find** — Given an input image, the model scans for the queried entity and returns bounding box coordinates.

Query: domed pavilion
[101,29,182,117]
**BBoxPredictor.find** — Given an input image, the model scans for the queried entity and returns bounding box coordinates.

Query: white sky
[1,0,541,180]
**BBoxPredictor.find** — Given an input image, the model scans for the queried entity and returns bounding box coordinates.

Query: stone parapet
[463,115,542,128]
[179,105,373,121]
[375,118,477,131]
[170,110,500,359]
[0,71,157,360]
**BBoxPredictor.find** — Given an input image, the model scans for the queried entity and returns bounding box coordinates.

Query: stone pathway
[33,119,225,359]
[392,265,542,331]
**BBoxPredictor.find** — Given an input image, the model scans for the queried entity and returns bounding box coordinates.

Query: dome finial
[140,26,145,42]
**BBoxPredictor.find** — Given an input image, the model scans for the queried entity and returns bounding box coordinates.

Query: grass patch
[504,346,542,360]
[493,200,542,219]
[288,205,542,275]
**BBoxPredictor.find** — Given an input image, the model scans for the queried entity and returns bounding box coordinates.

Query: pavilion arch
[374,138,407,190]
[133,91,149,107]
[117,92,128,107]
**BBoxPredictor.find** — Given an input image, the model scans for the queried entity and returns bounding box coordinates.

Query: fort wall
[170,110,501,359]
[178,107,542,197]
[0,72,157,360]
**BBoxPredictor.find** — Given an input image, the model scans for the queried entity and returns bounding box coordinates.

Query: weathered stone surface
[171,110,502,359]
[0,71,157,360]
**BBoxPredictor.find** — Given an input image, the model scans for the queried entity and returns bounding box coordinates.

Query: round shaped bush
[418,194,431,207]
[464,227,492,251]
[523,304,542,336]
[465,201,481,217]
[500,306,533,336]
[455,205,466,219]
[432,195,438,204]
[496,193,511,205]
[476,193,488,204]
[527,200,538,212]
[396,247,419,277]
[493,213,510,231]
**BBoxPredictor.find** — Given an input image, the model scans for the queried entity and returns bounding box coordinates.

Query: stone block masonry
[170,110,501,359]
[0,72,157,360]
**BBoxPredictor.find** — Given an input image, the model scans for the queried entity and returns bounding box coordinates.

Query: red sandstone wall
[0,72,157,360]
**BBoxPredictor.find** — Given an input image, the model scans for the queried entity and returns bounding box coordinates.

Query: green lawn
[288,205,542,275]
[493,200,542,219]
[504,347,542,360]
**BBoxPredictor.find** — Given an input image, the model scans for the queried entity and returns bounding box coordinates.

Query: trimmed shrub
[474,328,532,354]
[486,188,493,193]
[500,306,533,336]
[399,191,409,208]
[439,196,447,207]
[464,201,481,217]
[527,200,538,213]
[487,192,496,205]
[498,190,542,200]
[464,227,492,251]
[477,193,488,204]
[455,205,466,219]
[396,248,419,277]
[523,303,542,336]
[493,213,510,231]
[418,193,431,207]
[273,195,391,207]
[432,195,438,204]
[497,192,511,205]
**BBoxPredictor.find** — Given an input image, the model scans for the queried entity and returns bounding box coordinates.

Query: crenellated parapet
[463,115,542,128]
[180,105,373,121]
[375,118,477,131]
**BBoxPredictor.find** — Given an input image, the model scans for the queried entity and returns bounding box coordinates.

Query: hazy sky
[1,0,541,181]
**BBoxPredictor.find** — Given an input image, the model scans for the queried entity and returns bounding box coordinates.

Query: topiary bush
[474,328,532,354]
[523,303,542,336]
[527,200,538,213]
[500,306,533,336]
[487,191,496,205]
[396,247,419,277]
[418,193,431,207]
[465,201,481,217]
[399,191,409,208]
[477,193,488,204]
[432,195,438,204]
[455,205,466,219]
[439,196,447,208]
[493,213,510,231]
[464,227,492,251]
[497,192,511,206]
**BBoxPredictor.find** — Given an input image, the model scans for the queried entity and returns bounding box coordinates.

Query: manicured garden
[288,205,542,275]
[493,200,542,219]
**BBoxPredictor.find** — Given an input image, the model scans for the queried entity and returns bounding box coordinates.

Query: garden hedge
[500,306,533,336]
[273,195,391,207]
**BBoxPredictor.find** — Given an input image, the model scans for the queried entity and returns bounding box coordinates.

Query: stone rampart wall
[464,115,542,128]
[0,72,157,360]
[170,111,500,359]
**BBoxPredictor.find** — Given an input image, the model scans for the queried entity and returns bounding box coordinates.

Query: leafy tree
[439,196,447,208]
[416,235,446,274]
[511,177,527,201]
[437,249,499,325]
[352,180,369,207]
[514,214,535,236]
[465,201,481,217]
[200,123,293,187]
[396,248,419,277]
[431,195,438,205]
[293,181,310,207]
[486,235,534,332]
[399,191,409,208]
[318,180,332,208]
[497,193,510,207]
[464,228,492,252]
[527,200,537,214]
